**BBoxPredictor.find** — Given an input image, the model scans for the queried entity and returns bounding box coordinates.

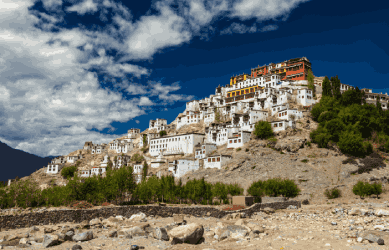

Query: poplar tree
[307,69,315,97]
[330,75,342,99]
[321,76,332,97]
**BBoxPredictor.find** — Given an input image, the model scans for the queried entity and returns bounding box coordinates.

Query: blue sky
[0,0,388,157]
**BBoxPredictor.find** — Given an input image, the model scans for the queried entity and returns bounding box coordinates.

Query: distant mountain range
[0,141,59,184]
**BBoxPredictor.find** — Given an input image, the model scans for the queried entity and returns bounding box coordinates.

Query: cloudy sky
[1,0,388,157]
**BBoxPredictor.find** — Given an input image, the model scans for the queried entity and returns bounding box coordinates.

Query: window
[212,158,216,162]
[217,158,220,162]
[229,140,232,143]
[238,139,241,143]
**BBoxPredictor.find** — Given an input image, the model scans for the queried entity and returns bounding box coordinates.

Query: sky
[0,0,388,158]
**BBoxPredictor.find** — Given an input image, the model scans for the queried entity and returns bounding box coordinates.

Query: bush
[131,153,145,163]
[353,181,382,198]
[249,178,300,199]
[254,121,273,139]
[236,148,241,151]
[61,165,77,179]
[159,130,167,137]
[324,188,341,199]
[352,152,385,174]
[338,130,366,157]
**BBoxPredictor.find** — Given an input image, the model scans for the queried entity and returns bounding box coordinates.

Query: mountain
[0,141,59,184]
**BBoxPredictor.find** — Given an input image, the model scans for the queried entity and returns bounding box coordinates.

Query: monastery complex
[29,57,389,189]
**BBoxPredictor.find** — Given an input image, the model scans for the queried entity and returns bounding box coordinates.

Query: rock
[331,222,337,226]
[108,231,117,238]
[374,225,385,230]
[72,231,93,242]
[115,215,124,220]
[262,207,275,214]
[357,237,363,243]
[42,234,59,248]
[56,233,65,241]
[89,218,101,226]
[72,244,83,250]
[102,217,120,227]
[65,231,75,241]
[19,238,29,245]
[154,227,169,241]
[287,205,297,210]
[173,214,185,224]
[349,208,369,216]
[129,213,146,222]
[375,210,389,217]
[363,233,384,245]
[43,227,54,233]
[123,226,147,238]
[159,203,166,206]
[235,219,246,226]
[169,223,204,245]
[6,235,20,241]
[77,220,90,229]
[130,245,139,250]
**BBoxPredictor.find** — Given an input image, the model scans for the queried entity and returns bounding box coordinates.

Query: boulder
[72,231,93,242]
[349,208,369,216]
[72,244,82,250]
[359,230,389,245]
[153,227,169,241]
[173,214,185,224]
[102,217,121,227]
[19,238,29,245]
[375,210,389,217]
[168,223,204,245]
[262,207,275,214]
[42,234,59,248]
[214,223,249,241]
[123,226,148,238]
[129,213,147,222]
[64,231,75,241]
[89,218,101,226]
[108,230,117,238]
[363,233,384,245]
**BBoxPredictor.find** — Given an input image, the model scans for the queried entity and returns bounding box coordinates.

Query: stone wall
[0,200,301,230]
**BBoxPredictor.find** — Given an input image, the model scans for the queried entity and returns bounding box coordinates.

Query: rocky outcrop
[169,223,204,245]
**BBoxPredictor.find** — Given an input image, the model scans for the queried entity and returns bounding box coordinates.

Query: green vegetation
[159,130,167,137]
[253,121,274,139]
[0,172,244,208]
[310,78,389,163]
[268,137,277,142]
[60,165,78,179]
[301,159,309,163]
[214,108,221,122]
[142,134,147,146]
[352,181,383,198]
[236,148,241,151]
[142,162,148,182]
[131,153,145,163]
[246,148,249,152]
[324,188,341,199]
[247,178,301,203]
[307,69,315,97]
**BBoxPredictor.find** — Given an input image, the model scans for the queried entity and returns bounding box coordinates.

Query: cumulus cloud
[0,0,309,157]
[66,0,99,15]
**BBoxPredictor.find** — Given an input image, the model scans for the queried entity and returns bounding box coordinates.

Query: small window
[208,158,211,162]
[217,158,220,162]
[212,158,216,162]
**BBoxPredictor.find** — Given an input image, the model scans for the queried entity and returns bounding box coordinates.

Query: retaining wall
[0,200,300,230]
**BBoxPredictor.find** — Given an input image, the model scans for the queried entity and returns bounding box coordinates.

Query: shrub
[250,178,301,198]
[159,130,167,137]
[254,121,273,139]
[338,130,366,157]
[352,181,382,198]
[131,153,145,163]
[352,152,385,174]
[61,165,77,179]
[301,159,308,163]
[246,148,249,152]
[236,148,241,151]
[324,188,341,199]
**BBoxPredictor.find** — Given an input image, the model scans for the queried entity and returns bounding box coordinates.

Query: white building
[269,120,295,132]
[113,155,131,168]
[276,109,303,121]
[168,159,200,178]
[149,133,205,157]
[227,131,251,149]
[128,128,140,139]
[67,154,82,164]
[91,144,106,154]
[149,118,167,131]
[296,88,316,106]
[79,169,91,178]
[195,143,217,159]
[150,153,166,168]
[91,167,106,176]
[51,156,66,164]
[109,140,134,153]
[46,163,64,174]
[204,155,232,169]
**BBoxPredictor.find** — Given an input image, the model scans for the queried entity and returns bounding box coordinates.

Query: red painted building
[250,57,312,81]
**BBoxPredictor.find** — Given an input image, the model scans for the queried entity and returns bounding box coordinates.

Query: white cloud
[66,0,99,15]
[125,1,192,60]
[148,82,194,102]
[135,120,140,124]
[220,23,278,35]
[41,0,63,11]
[139,96,154,106]
[230,0,310,21]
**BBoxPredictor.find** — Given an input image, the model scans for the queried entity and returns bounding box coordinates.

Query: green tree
[143,134,147,146]
[322,76,332,97]
[337,130,366,157]
[132,153,145,163]
[307,69,315,97]
[142,162,149,182]
[247,180,265,203]
[214,108,221,122]
[330,75,342,100]
[159,130,167,137]
[61,165,78,179]
[376,97,383,113]
[253,121,273,139]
